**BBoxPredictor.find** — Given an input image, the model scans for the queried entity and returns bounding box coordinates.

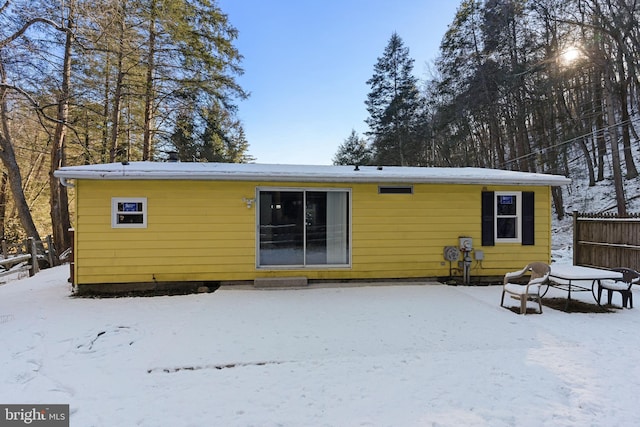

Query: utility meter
[443,246,460,262]
[459,237,473,252]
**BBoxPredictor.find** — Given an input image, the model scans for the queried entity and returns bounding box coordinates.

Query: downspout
[57,175,76,288]
[59,177,75,188]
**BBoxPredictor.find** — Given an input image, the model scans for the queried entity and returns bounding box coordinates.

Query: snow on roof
[54,161,571,186]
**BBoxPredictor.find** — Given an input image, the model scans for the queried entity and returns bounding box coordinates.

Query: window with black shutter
[481,191,535,246]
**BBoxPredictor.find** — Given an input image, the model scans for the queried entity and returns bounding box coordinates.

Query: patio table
[542,264,624,311]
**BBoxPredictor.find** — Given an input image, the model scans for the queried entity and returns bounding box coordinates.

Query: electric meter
[459,237,473,252]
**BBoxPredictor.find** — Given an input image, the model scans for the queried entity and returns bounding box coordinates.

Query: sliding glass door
[258,189,350,267]
[258,190,304,265]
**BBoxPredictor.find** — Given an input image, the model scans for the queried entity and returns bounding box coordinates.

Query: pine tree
[171,112,197,162]
[200,103,251,162]
[365,32,421,166]
[169,101,251,163]
[333,130,372,166]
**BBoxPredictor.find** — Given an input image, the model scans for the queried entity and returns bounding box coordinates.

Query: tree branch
[0,1,10,16]
[0,83,63,124]
[0,17,68,49]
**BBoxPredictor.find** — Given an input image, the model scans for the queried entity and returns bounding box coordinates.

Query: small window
[112,198,147,228]
[495,192,520,242]
[482,191,534,246]
[378,186,413,194]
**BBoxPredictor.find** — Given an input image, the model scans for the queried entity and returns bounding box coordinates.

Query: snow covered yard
[1,266,640,426]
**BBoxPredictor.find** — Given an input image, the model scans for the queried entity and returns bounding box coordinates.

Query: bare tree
[49,0,74,256]
[0,63,42,241]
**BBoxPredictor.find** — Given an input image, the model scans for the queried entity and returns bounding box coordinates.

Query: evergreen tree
[201,106,228,162]
[365,32,422,166]
[333,130,372,166]
[226,126,253,163]
[169,101,252,163]
[200,103,252,162]
[171,112,197,161]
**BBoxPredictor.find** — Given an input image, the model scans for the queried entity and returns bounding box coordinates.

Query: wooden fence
[573,211,640,270]
[0,237,40,278]
[0,235,58,278]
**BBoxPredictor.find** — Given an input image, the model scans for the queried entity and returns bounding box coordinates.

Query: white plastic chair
[500,262,550,314]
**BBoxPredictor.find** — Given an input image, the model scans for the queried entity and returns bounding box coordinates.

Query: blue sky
[218,1,461,165]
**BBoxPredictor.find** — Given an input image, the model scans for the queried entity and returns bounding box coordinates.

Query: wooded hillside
[337,0,640,219]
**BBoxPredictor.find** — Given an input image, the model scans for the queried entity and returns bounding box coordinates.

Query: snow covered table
[543,264,624,311]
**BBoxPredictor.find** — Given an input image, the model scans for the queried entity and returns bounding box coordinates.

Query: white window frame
[112,197,147,228]
[495,191,521,243]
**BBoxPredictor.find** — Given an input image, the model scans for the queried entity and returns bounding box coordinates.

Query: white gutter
[53,163,572,187]
[59,177,75,188]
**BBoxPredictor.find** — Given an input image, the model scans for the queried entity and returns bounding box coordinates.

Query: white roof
[54,162,571,186]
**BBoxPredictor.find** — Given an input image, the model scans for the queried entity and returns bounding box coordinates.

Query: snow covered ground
[2,264,640,427]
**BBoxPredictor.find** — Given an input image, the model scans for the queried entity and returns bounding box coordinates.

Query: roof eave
[53,170,571,186]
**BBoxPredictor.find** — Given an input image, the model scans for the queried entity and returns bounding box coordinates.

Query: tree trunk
[101,45,111,163]
[615,49,638,179]
[142,0,157,161]
[489,116,503,169]
[0,99,41,241]
[49,5,74,256]
[579,139,596,187]
[109,9,126,163]
[604,84,627,215]
[551,186,565,220]
[594,81,607,182]
[0,172,7,240]
[514,91,531,172]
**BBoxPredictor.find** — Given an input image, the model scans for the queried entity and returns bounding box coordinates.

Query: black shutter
[481,191,495,246]
[522,191,535,245]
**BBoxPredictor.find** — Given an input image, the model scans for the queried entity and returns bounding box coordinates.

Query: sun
[559,46,582,66]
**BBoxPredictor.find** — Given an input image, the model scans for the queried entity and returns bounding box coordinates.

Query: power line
[499,117,637,169]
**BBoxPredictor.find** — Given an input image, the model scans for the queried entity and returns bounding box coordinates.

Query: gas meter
[458,237,473,285]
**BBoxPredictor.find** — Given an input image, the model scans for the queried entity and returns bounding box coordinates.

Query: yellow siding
[74,180,552,285]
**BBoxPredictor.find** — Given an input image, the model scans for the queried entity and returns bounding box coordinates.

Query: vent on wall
[378,185,413,194]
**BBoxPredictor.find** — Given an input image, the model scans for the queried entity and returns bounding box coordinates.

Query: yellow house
[54,162,570,294]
